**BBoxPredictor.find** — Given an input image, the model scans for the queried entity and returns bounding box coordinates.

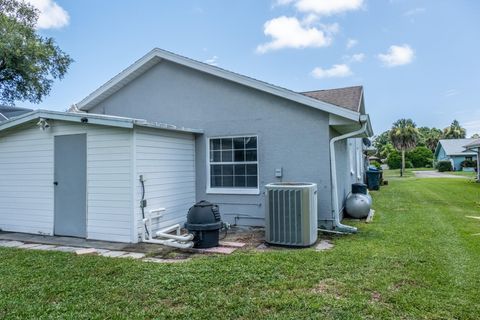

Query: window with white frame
[208,136,258,191]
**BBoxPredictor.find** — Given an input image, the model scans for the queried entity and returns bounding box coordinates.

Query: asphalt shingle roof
[438,139,477,156]
[300,86,363,112]
[0,105,32,122]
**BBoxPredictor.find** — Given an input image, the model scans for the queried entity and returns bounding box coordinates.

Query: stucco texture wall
[88,60,334,226]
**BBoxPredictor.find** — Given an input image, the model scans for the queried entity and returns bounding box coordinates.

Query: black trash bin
[366,169,382,190]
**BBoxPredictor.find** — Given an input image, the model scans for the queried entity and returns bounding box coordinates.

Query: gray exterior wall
[88,60,338,227]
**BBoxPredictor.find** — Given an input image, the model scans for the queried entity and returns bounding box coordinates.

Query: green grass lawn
[1,176,480,319]
[449,170,477,178]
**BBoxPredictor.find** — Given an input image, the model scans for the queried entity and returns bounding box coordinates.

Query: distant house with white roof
[434,139,478,171]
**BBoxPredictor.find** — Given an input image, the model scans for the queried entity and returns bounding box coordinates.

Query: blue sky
[25,0,480,136]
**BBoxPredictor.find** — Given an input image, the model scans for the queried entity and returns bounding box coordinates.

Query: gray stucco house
[434,139,478,171]
[74,48,373,234]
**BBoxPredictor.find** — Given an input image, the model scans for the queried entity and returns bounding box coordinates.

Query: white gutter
[329,115,369,233]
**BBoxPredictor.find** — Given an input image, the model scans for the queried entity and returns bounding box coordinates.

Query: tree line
[373,119,478,176]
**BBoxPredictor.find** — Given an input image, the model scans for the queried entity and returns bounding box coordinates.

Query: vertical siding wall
[0,123,54,234]
[0,121,134,242]
[134,127,196,239]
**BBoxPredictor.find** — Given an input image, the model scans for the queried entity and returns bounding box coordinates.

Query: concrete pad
[219,241,246,248]
[18,243,42,249]
[100,251,128,258]
[0,241,24,248]
[143,258,191,263]
[316,240,334,251]
[119,252,145,259]
[55,246,81,252]
[75,248,97,255]
[203,247,237,254]
[191,246,237,254]
[30,244,57,251]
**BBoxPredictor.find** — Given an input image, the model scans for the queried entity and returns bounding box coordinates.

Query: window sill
[206,188,260,195]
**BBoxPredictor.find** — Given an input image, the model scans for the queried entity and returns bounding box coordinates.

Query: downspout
[329,116,368,233]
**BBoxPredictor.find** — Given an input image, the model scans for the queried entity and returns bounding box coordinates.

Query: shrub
[386,151,401,169]
[437,160,452,172]
[386,150,414,170]
[408,146,433,168]
[370,160,382,170]
[461,160,477,168]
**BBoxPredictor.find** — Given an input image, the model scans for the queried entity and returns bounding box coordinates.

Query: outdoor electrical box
[275,167,283,178]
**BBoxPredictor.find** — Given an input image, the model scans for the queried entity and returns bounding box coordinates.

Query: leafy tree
[373,130,391,158]
[424,128,442,152]
[442,120,466,139]
[386,150,413,170]
[0,0,72,105]
[408,146,433,168]
[389,119,419,176]
[379,143,395,159]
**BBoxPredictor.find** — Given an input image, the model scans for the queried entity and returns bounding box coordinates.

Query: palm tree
[425,128,442,153]
[443,120,466,139]
[389,119,419,177]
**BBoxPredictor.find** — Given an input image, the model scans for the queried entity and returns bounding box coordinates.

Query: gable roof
[0,110,203,134]
[0,105,33,122]
[437,139,477,156]
[76,48,363,121]
[465,138,480,150]
[301,86,363,112]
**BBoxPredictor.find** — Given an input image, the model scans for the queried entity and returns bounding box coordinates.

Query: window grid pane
[209,136,258,189]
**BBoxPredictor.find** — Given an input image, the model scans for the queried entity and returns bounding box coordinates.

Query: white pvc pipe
[329,117,368,233]
[156,224,194,241]
[141,209,194,248]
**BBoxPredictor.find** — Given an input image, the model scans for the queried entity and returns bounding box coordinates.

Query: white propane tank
[345,193,371,219]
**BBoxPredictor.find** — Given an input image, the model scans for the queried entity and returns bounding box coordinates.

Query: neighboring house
[0,105,32,122]
[0,48,373,243]
[434,139,478,170]
[464,139,480,181]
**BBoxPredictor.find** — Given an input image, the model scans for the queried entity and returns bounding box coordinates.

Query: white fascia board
[0,112,8,121]
[133,121,204,134]
[0,110,134,132]
[77,48,360,121]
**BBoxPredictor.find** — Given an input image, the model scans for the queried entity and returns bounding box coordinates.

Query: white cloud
[444,89,459,97]
[311,64,352,78]
[28,0,69,29]
[463,119,480,137]
[404,7,426,16]
[277,0,364,15]
[377,44,415,67]
[350,53,365,62]
[346,38,358,49]
[204,56,219,66]
[256,16,337,53]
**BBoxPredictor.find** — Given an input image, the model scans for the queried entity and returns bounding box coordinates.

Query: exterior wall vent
[265,183,318,247]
